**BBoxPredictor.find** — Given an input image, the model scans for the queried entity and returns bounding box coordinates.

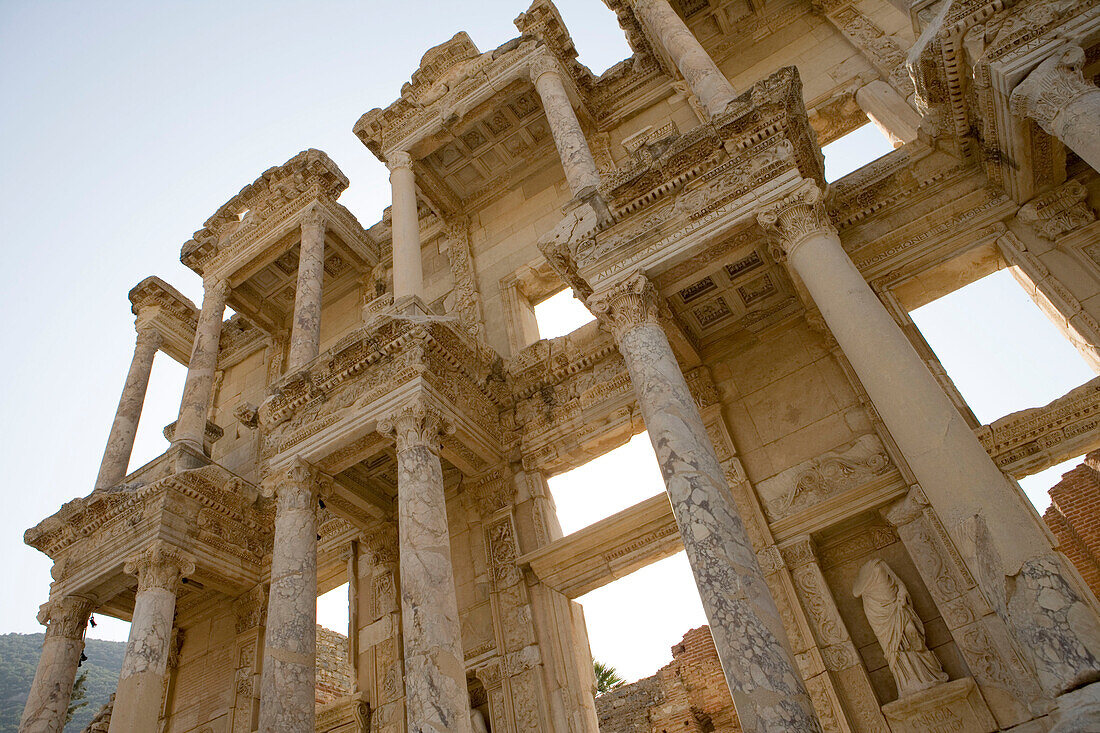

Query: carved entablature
[24,465,270,621]
[129,276,199,364]
[258,314,507,478]
[976,375,1100,477]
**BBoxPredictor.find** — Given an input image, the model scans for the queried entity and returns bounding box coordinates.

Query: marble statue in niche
[471,707,489,733]
[853,558,948,696]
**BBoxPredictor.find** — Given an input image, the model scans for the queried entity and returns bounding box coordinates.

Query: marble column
[173,277,230,460]
[109,543,194,733]
[379,401,472,733]
[633,0,737,117]
[286,207,327,372]
[855,79,921,147]
[19,596,95,733]
[758,180,1100,699]
[586,274,820,733]
[387,151,425,304]
[529,53,602,197]
[1012,44,1100,174]
[95,326,162,489]
[258,459,319,733]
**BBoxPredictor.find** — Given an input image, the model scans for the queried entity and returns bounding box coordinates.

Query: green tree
[66,671,89,725]
[593,660,624,696]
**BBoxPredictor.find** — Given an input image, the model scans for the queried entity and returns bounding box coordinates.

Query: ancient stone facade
[17,0,1100,732]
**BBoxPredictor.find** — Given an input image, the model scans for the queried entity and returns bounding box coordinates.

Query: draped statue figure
[471,707,489,733]
[853,558,948,696]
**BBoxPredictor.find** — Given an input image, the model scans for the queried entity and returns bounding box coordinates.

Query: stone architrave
[109,543,194,733]
[379,401,472,733]
[18,596,95,733]
[758,180,1100,701]
[258,458,320,733]
[586,273,821,733]
[632,0,737,117]
[95,326,161,489]
[173,277,230,463]
[387,151,425,303]
[853,558,948,696]
[1012,44,1100,174]
[529,53,602,197]
[855,80,920,147]
[287,207,327,372]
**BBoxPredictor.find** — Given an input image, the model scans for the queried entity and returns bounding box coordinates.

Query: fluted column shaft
[633,0,736,116]
[287,209,327,371]
[529,54,601,197]
[381,402,471,733]
[1012,44,1100,174]
[258,460,319,733]
[109,544,193,733]
[19,596,94,733]
[388,152,425,303]
[587,275,820,733]
[759,180,1100,698]
[95,327,161,489]
[174,277,229,455]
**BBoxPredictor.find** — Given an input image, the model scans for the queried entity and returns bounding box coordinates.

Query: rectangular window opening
[822,123,895,182]
[533,288,596,341]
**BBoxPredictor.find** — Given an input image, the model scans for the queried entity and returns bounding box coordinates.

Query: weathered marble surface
[855,80,919,147]
[287,209,326,371]
[634,0,736,117]
[1012,44,1100,174]
[382,404,472,733]
[387,151,425,302]
[591,274,820,733]
[258,462,319,733]
[530,54,601,197]
[95,327,161,489]
[19,596,94,733]
[109,544,193,733]
[173,277,229,457]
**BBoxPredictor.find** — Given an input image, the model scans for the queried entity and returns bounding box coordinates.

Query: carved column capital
[363,522,400,565]
[386,150,414,173]
[528,50,561,83]
[757,180,837,259]
[272,455,321,507]
[203,276,231,300]
[37,595,95,640]
[883,484,930,527]
[134,325,164,352]
[301,204,327,233]
[123,541,195,593]
[585,271,661,341]
[779,535,819,568]
[378,400,454,453]
[1011,44,1092,131]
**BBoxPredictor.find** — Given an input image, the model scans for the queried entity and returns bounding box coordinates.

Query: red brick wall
[1044,451,1100,601]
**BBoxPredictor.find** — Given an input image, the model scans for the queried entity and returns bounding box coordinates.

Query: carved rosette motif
[585,271,661,341]
[38,595,95,640]
[378,400,454,454]
[1011,45,1093,131]
[757,180,837,259]
[123,541,196,593]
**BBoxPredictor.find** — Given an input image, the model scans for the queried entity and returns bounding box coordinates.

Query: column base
[392,294,430,316]
[169,441,210,471]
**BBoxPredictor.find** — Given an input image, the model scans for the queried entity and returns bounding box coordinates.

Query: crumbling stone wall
[315,625,353,705]
[1044,451,1100,600]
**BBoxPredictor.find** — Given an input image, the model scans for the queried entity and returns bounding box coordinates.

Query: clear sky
[1,0,1093,688]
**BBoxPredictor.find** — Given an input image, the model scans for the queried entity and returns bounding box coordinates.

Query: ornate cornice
[123,541,196,593]
[1011,44,1092,132]
[38,595,95,639]
[757,180,837,259]
[378,399,455,453]
[585,271,660,341]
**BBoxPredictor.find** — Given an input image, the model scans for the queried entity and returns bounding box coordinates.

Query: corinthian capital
[585,272,661,341]
[123,541,196,593]
[386,150,414,173]
[134,325,164,352]
[301,204,327,232]
[528,50,561,83]
[756,180,836,259]
[203,276,231,300]
[378,399,454,453]
[37,595,95,640]
[1011,44,1092,131]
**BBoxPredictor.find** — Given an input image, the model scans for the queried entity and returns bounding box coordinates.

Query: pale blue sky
[1,1,1092,684]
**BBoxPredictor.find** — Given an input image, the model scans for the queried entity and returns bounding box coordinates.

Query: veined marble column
[758,180,1100,699]
[258,459,319,732]
[19,596,95,733]
[529,53,602,197]
[388,151,425,303]
[1012,44,1100,174]
[109,543,194,733]
[95,326,161,489]
[855,79,921,147]
[173,277,230,460]
[586,275,820,733]
[633,0,736,117]
[379,402,472,733]
[287,207,327,371]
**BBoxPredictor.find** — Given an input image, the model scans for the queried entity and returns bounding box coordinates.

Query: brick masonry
[1044,450,1100,601]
